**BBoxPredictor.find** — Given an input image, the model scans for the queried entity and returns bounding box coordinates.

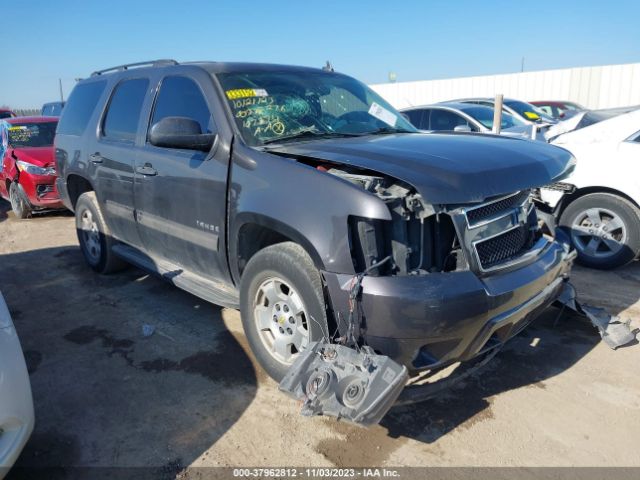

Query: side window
[429,110,469,131]
[418,109,431,129]
[537,106,552,116]
[150,76,213,136]
[102,78,149,142]
[403,109,424,129]
[57,81,107,136]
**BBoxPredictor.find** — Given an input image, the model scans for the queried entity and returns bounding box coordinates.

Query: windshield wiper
[262,129,361,145]
[364,126,417,135]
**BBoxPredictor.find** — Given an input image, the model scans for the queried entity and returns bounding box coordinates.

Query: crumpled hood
[270,133,574,204]
[10,146,55,167]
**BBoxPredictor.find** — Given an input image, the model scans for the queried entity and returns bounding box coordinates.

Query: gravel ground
[1,199,639,476]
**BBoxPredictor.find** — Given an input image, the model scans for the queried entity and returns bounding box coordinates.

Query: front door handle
[89,152,103,164]
[136,163,158,176]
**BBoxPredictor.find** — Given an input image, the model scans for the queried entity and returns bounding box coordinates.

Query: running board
[112,244,239,309]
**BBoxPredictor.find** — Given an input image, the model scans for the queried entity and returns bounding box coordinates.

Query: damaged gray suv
[55,60,576,398]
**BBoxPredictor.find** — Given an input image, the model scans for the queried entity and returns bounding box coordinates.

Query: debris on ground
[556,282,636,349]
[279,341,408,426]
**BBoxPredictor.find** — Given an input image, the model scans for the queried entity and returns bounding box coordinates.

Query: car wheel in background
[239,242,329,381]
[75,191,127,274]
[9,182,32,219]
[559,193,640,269]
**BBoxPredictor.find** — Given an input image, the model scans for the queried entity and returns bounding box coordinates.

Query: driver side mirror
[453,124,472,132]
[149,116,215,152]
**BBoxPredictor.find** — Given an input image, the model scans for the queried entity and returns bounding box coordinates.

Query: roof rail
[91,59,179,77]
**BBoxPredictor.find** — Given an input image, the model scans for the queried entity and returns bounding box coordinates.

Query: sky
[1,0,639,108]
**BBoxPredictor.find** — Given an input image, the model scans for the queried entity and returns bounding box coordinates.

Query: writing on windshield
[217,71,416,145]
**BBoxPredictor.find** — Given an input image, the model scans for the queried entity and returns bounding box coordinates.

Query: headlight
[16,160,56,176]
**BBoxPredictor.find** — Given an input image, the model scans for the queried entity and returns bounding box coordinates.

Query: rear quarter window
[57,81,107,136]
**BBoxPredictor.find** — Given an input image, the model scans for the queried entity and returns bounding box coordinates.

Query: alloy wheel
[570,207,627,259]
[253,276,310,365]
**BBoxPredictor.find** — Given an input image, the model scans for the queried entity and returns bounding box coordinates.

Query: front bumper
[0,296,34,471]
[323,238,574,371]
[19,173,64,209]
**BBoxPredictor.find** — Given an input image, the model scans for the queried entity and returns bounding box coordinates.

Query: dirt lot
[1,199,639,475]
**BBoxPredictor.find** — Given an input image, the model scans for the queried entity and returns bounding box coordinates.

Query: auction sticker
[368,102,397,127]
[226,88,269,99]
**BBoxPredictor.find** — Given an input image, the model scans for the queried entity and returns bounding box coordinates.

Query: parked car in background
[55,59,576,387]
[536,109,640,269]
[41,101,65,117]
[0,116,63,218]
[0,109,15,120]
[545,109,623,141]
[401,102,535,139]
[0,291,35,474]
[454,98,557,127]
[530,100,585,119]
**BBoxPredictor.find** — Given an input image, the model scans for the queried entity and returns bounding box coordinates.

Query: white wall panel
[370,63,640,110]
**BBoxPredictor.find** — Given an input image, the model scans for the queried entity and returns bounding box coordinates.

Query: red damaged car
[0,116,64,218]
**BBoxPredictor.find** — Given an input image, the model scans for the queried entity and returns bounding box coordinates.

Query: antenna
[322,61,334,72]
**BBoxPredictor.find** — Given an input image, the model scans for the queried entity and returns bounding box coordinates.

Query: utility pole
[521,57,525,72]
[493,94,504,135]
[59,78,64,102]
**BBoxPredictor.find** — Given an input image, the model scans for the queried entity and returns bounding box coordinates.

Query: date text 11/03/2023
[232,468,401,478]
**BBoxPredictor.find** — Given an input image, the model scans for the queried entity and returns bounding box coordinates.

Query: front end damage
[274,151,632,426]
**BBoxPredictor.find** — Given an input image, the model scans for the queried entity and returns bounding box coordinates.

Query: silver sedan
[401,102,537,139]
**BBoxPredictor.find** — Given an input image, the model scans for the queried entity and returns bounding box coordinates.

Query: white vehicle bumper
[0,294,34,474]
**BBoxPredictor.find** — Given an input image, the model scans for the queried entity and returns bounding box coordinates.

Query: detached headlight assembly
[16,160,56,176]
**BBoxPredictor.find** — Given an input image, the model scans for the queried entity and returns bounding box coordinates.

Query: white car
[0,291,34,475]
[538,109,640,269]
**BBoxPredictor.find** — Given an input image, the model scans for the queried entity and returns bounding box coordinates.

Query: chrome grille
[451,189,546,274]
[475,224,531,270]
[465,190,531,226]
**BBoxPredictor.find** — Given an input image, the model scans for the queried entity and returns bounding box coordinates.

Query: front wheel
[559,193,640,269]
[9,181,32,219]
[239,242,329,381]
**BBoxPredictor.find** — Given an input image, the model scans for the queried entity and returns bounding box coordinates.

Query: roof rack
[91,59,179,77]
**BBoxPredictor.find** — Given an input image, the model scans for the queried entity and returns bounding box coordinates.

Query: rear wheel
[559,193,640,269]
[9,182,32,219]
[239,242,329,381]
[75,191,127,273]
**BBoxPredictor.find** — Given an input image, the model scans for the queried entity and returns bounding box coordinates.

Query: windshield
[8,121,57,147]
[504,100,555,123]
[461,105,525,129]
[216,70,417,146]
[42,102,64,116]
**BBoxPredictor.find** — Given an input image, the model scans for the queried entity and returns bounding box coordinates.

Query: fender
[228,143,392,283]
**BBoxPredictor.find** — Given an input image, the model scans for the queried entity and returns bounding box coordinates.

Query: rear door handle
[89,153,103,164]
[136,163,157,176]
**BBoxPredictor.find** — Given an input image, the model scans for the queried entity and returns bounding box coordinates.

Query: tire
[559,193,640,269]
[75,191,127,274]
[9,182,32,219]
[239,242,329,381]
